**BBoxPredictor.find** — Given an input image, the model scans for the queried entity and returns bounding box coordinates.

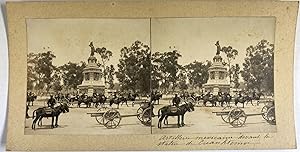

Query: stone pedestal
[78,56,105,96]
[203,55,230,95]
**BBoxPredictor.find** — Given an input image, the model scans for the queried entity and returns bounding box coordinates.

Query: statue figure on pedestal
[215,41,221,55]
[89,42,96,56]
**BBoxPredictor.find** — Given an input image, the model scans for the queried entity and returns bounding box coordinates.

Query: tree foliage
[241,40,274,92]
[105,65,115,89]
[230,64,240,88]
[27,51,56,93]
[220,44,238,83]
[95,46,113,84]
[116,41,151,93]
[185,60,211,89]
[59,62,86,90]
[152,50,182,92]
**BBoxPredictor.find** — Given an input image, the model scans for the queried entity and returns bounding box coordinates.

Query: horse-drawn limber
[87,104,154,129]
[212,100,276,127]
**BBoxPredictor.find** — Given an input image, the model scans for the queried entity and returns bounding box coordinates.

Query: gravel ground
[24,96,276,135]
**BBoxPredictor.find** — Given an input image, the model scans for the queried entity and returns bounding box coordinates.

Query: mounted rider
[172,94,181,108]
[47,95,56,108]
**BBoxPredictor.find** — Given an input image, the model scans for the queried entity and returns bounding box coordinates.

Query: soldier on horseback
[172,94,181,108]
[47,95,56,108]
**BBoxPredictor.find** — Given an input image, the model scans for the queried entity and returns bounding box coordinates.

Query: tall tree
[219,44,238,84]
[241,40,274,93]
[116,41,151,94]
[27,51,57,93]
[59,62,86,91]
[106,65,115,89]
[230,64,240,88]
[51,69,63,93]
[185,60,211,90]
[177,70,188,92]
[94,45,113,85]
[152,50,182,92]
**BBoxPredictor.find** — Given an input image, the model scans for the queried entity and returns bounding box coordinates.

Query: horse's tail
[32,109,36,119]
[157,108,161,118]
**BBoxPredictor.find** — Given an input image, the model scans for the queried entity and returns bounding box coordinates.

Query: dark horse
[215,93,232,107]
[27,95,37,106]
[93,95,107,108]
[157,102,194,128]
[246,92,264,106]
[234,95,251,108]
[109,96,128,108]
[151,94,163,105]
[77,96,92,108]
[31,103,69,130]
[202,94,217,107]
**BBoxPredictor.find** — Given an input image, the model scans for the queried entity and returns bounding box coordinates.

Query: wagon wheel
[136,107,144,121]
[221,106,232,123]
[261,105,269,120]
[186,97,196,105]
[264,100,274,107]
[103,109,121,129]
[266,106,276,125]
[95,108,105,125]
[141,107,152,126]
[228,108,247,127]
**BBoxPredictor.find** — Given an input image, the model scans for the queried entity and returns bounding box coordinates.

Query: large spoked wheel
[228,108,247,127]
[221,106,232,123]
[266,106,276,125]
[186,97,196,105]
[141,107,152,126]
[137,107,144,121]
[103,109,121,129]
[95,108,105,125]
[261,105,269,120]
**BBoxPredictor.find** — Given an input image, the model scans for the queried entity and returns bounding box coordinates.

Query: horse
[31,103,69,130]
[109,96,128,108]
[202,94,217,107]
[246,92,264,106]
[234,95,251,108]
[92,95,107,108]
[77,96,92,108]
[27,95,37,106]
[158,102,194,129]
[127,93,139,101]
[151,94,162,105]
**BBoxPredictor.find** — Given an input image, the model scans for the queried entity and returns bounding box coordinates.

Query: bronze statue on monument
[89,42,96,56]
[215,41,221,55]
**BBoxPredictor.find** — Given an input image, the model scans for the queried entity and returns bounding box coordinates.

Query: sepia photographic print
[25,17,276,135]
[6,1,297,151]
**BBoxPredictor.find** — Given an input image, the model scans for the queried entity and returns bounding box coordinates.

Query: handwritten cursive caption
[157,133,272,146]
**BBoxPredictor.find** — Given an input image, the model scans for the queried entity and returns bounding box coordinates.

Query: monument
[203,41,230,95]
[77,42,105,96]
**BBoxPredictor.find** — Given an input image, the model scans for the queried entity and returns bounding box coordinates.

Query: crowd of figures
[26,89,271,130]
[179,90,267,108]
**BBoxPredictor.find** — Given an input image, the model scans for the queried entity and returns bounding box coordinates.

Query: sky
[151,17,275,65]
[27,17,275,67]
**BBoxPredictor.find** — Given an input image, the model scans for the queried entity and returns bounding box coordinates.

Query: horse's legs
[32,116,39,130]
[158,114,165,129]
[38,117,43,126]
[177,116,180,127]
[55,116,59,127]
[181,114,185,126]
[51,116,55,128]
[163,116,169,125]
